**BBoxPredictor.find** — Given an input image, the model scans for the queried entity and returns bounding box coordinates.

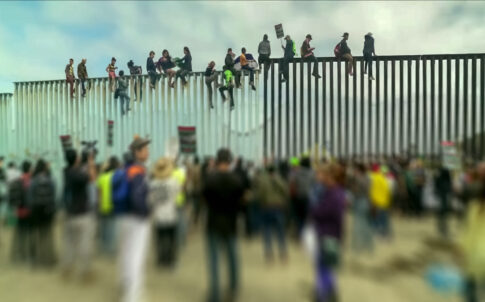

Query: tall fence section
[0,53,484,169]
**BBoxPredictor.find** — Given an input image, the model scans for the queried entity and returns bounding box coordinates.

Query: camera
[81,140,98,162]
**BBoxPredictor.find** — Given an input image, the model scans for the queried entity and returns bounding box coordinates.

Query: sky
[0,0,484,93]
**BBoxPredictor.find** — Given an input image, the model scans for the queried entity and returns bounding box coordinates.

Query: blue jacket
[127,163,150,217]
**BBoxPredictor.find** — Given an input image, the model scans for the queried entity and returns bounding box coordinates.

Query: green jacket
[224,69,233,87]
[255,171,289,208]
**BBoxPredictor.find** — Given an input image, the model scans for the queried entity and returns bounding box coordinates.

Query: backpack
[30,176,56,220]
[112,168,130,214]
[334,43,342,58]
[8,178,25,209]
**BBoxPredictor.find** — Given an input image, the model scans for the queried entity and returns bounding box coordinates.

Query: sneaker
[280,78,286,83]
[221,96,227,102]
[251,84,256,91]
[210,104,214,109]
[230,105,235,111]
[370,76,375,81]
[313,73,321,79]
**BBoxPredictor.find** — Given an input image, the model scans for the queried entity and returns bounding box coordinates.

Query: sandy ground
[0,214,462,302]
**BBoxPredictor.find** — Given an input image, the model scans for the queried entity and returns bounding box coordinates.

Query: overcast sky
[0,0,484,93]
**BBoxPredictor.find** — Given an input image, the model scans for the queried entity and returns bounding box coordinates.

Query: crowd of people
[63,32,377,113]
[1,142,485,301]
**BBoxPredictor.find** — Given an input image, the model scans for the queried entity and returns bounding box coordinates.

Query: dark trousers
[303,55,319,75]
[66,76,75,97]
[437,194,449,237]
[30,220,56,267]
[228,66,241,87]
[219,86,234,107]
[119,93,130,115]
[241,65,255,83]
[148,70,160,87]
[206,231,239,302]
[258,54,271,76]
[364,53,373,76]
[280,57,291,81]
[133,77,143,101]
[176,69,190,84]
[155,225,177,267]
[80,79,86,97]
[261,208,287,260]
[11,218,31,264]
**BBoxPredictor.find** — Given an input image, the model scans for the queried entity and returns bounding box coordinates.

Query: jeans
[374,209,391,238]
[206,231,239,302]
[99,215,116,254]
[119,92,130,115]
[80,78,87,97]
[148,70,160,87]
[303,54,319,75]
[176,69,190,84]
[261,208,287,259]
[364,52,373,76]
[219,86,234,107]
[155,225,177,267]
[241,65,255,84]
[437,194,450,238]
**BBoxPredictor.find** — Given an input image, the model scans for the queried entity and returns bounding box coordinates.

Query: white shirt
[149,177,180,225]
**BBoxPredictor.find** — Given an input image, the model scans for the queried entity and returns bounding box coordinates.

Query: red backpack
[334,43,342,58]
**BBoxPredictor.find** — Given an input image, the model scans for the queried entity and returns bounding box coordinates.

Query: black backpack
[30,176,56,219]
[8,178,25,208]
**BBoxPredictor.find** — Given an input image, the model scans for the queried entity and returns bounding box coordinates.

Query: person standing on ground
[96,156,119,255]
[61,149,96,282]
[225,48,241,88]
[205,61,219,109]
[301,34,321,79]
[363,32,376,80]
[106,57,118,92]
[9,161,32,264]
[117,70,131,115]
[28,159,57,267]
[258,34,271,76]
[158,50,176,88]
[119,136,151,302]
[176,46,192,86]
[289,156,314,238]
[77,59,88,97]
[280,35,295,83]
[340,33,354,76]
[434,163,452,238]
[255,164,289,263]
[147,51,160,89]
[311,163,346,302]
[219,65,235,111]
[202,148,245,302]
[239,48,256,91]
[65,58,76,98]
[149,158,181,268]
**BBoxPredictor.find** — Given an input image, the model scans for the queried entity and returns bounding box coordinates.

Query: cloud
[0,0,484,93]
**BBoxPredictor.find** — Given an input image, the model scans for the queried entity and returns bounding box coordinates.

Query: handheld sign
[178,126,197,154]
[275,24,284,39]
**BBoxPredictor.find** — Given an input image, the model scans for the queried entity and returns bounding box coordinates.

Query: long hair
[33,159,49,177]
[184,46,190,55]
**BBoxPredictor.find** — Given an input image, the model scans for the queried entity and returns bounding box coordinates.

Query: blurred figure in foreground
[28,159,57,267]
[97,156,120,255]
[289,156,314,239]
[349,163,373,254]
[434,163,452,238]
[369,164,392,238]
[9,161,32,264]
[62,149,96,281]
[255,164,289,263]
[149,158,181,268]
[311,163,346,302]
[459,165,485,302]
[202,148,244,302]
[119,136,151,302]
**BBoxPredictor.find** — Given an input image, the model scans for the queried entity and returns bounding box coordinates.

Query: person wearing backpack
[97,156,120,255]
[28,159,57,267]
[9,161,32,264]
[301,34,321,79]
[61,148,97,282]
[280,35,295,83]
[338,32,354,76]
[118,136,151,302]
[363,32,376,80]
[225,48,241,88]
